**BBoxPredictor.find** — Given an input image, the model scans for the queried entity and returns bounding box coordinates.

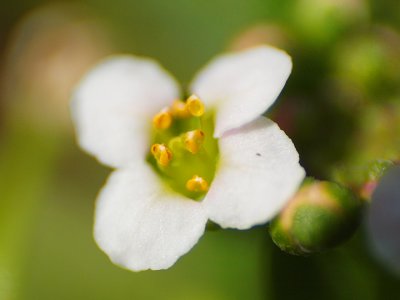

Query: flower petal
[204,117,305,229]
[71,56,180,168]
[94,163,207,271]
[190,46,292,137]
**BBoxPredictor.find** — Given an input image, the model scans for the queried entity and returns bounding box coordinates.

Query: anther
[170,100,190,118]
[186,95,205,117]
[183,129,205,154]
[153,108,172,130]
[186,175,209,192]
[151,143,173,166]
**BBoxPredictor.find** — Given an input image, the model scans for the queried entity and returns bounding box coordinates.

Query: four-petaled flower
[71,45,305,271]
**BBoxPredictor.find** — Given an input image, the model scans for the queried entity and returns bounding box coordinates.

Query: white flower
[71,45,305,271]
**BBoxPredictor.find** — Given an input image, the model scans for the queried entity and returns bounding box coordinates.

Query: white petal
[71,56,180,168]
[191,46,292,137]
[204,117,305,229]
[94,163,207,271]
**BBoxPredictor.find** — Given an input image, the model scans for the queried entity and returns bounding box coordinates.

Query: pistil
[149,95,218,199]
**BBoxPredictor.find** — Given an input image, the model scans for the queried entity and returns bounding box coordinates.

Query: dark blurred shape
[367,165,400,276]
[270,179,362,255]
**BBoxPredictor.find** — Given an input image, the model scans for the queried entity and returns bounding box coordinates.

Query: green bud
[333,159,395,201]
[359,160,394,201]
[269,179,362,255]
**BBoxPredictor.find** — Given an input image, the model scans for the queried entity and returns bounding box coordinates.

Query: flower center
[148,95,219,200]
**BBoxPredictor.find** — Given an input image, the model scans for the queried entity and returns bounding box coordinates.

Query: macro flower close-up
[2,1,400,298]
[71,45,305,271]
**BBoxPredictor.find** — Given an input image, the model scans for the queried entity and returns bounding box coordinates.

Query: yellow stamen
[151,143,173,166]
[186,175,209,192]
[183,129,205,154]
[186,95,205,117]
[153,108,172,130]
[170,100,190,118]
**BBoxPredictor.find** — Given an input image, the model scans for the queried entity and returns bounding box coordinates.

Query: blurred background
[1,0,400,299]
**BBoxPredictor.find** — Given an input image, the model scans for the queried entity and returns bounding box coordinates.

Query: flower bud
[269,179,362,255]
[333,159,394,201]
[359,160,394,201]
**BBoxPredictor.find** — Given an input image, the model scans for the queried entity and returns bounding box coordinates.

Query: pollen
[153,108,172,130]
[148,97,217,199]
[170,100,190,118]
[183,129,205,154]
[186,175,209,192]
[151,143,173,166]
[186,95,205,117]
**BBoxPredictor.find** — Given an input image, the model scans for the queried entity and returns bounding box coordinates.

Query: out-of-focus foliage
[0,0,400,299]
